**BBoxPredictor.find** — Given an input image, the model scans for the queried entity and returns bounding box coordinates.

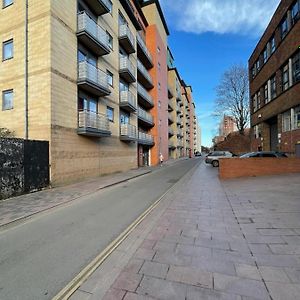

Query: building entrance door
[269,119,278,151]
[143,148,149,166]
[296,144,300,158]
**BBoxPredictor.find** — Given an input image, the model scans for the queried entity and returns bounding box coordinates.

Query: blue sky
[159,0,281,147]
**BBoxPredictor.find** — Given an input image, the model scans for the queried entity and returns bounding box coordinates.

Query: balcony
[168,128,174,136]
[77,110,111,137]
[177,140,183,148]
[119,56,136,83]
[78,61,110,96]
[168,113,174,124]
[138,131,154,146]
[119,24,135,54]
[176,105,181,113]
[176,92,181,101]
[120,124,137,141]
[176,117,181,125]
[137,59,154,89]
[138,106,154,127]
[168,140,176,149]
[177,129,183,137]
[168,85,173,99]
[168,100,174,112]
[137,33,153,69]
[77,12,110,56]
[120,90,137,112]
[84,0,112,15]
[137,83,154,108]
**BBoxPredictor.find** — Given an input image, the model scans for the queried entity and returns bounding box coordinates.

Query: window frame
[2,89,13,111]
[270,76,276,100]
[294,106,300,129]
[282,63,289,91]
[281,16,288,39]
[2,38,13,61]
[106,106,114,122]
[106,70,113,87]
[282,110,291,132]
[2,0,13,8]
[292,50,300,84]
[292,0,300,25]
[107,31,113,50]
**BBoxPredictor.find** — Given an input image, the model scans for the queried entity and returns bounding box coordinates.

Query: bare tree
[214,64,250,135]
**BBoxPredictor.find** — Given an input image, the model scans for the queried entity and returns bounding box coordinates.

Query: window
[282,110,291,132]
[270,36,276,54]
[270,76,276,99]
[106,70,113,87]
[107,32,113,49]
[257,91,261,109]
[253,95,257,112]
[2,90,13,110]
[158,62,161,71]
[256,59,260,72]
[78,96,97,112]
[158,82,161,90]
[157,46,160,53]
[107,0,113,14]
[254,125,262,139]
[294,106,300,129]
[263,47,268,64]
[119,80,129,92]
[264,83,269,103]
[292,50,300,83]
[3,39,13,60]
[3,0,13,8]
[282,63,289,91]
[106,106,114,122]
[281,16,288,39]
[120,111,130,124]
[292,0,300,24]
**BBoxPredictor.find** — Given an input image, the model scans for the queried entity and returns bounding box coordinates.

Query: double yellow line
[52,160,200,300]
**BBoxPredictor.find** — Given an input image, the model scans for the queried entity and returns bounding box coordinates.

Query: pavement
[0,158,186,228]
[67,162,300,300]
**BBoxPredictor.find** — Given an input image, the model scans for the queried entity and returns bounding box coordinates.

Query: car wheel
[212,160,219,167]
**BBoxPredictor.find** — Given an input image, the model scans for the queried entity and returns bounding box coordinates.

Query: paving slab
[67,164,300,299]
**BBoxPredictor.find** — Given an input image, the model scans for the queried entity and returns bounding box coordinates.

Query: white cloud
[160,0,280,36]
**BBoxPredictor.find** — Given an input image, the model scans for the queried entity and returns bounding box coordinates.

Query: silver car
[205,151,234,167]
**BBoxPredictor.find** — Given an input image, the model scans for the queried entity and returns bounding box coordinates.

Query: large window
[270,76,276,99]
[264,83,269,103]
[257,91,261,109]
[282,63,289,91]
[292,0,300,24]
[3,39,13,60]
[3,0,13,8]
[282,110,291,132]
[292,50,300,83]
[263,47,268,64]
[294,106,300,129]
[107,31,113,50]
[2,89,13,110]
[281,16,288,39]
[270,36,276,54]
[78,96,97,113]
[253,95,257,112]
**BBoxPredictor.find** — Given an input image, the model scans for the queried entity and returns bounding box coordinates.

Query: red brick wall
[219,158,300,179]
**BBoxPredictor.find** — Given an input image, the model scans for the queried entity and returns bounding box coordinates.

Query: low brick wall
[219,158,300,180]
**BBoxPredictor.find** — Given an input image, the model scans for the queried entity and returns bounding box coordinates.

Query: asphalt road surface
[0,158,201,300]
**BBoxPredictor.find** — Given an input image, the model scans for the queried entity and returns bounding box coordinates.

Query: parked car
[205,151,234,167]
[194,151,202,156]
[239,151,288,158]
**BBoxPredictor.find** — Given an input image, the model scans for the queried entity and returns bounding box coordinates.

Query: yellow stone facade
[0,0,197,185]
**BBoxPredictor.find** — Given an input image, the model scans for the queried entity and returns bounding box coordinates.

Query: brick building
[249,0,300,156]
[0,0,198,185]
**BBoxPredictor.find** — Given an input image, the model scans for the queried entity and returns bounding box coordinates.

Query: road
[0,158,201,300]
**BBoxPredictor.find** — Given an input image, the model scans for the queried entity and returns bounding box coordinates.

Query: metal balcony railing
[168,128,174,135]
[84,0,112,15]
[120,124,137,140]
[119,56,136,80]
[137,83,154,107]
[137,59,153,85]
[120,90,137,111]
[119,24,135,53]
[138,106,154,124]
[78,110,110,133]
[138,131,154,144]
[168,114,174,123]
[78,61,109,90]
[77,12,110,52]
[137,32,153,65]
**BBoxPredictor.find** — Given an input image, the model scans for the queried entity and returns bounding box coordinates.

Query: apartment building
[0,0,197,184]
[249,0,300,155]
[219,115,237,137]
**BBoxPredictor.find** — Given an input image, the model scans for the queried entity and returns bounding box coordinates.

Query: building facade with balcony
[249,0,300,155]
[0,0,197,185]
